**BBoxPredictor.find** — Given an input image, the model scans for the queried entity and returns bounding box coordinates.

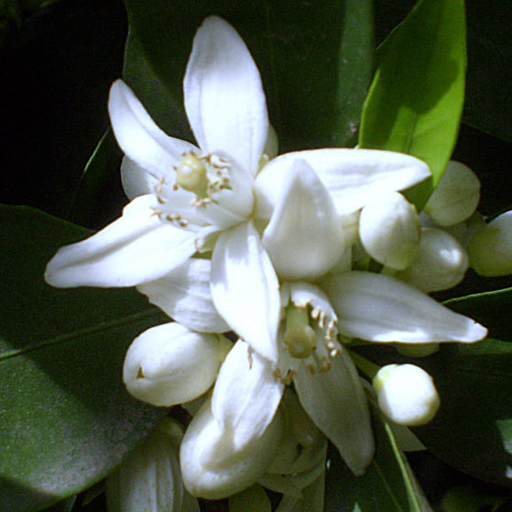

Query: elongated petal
[324,271,488,343]
[211,221,281,362]
[294,346,374,475]
[255,149,430,218]
[109,80,197,181]
[138,259,229,333]
[106,418,200,512]
[262,159,346,280]
[45,195,201,288]
[180,397,283,500]
[184,16,268,175]
[212,341,284,452]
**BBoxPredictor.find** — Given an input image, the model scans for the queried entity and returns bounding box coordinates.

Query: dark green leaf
[360,0,466,208]
[122,0,373,150]
[325,408,432,511]
[410,338,512,487]
[444,288,512,342]
[0,204,167,512]
[66,129,123,227]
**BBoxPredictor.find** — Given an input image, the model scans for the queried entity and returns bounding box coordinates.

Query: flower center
[173,151,232,207]
[282,305,317,359]
[175,153,209,198]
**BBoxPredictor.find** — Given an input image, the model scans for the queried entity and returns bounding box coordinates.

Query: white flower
[359,191,421,270]
[123,322,231,407]
[106,418,199,512]
[395,227,469,292]
[424,160,481,227]
[45,16,281,361]
[373,364,441,426]
[468,210,512,276]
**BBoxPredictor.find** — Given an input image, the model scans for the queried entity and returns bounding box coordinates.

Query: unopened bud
[396,228,468,292]
[424,161,480,226]
[123,322,231,406]
[359,192,420,270]
[468,211,512,276]
[373,364,440,426]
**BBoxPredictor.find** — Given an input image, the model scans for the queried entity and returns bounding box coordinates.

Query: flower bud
[180,398,284,500]
[123,322,232,406]
[106,418,200,512]
[396,228,468,292]
[424,161,481,226]
[359,192,420,270]
[373,364,440,426]
[467,211,512,276]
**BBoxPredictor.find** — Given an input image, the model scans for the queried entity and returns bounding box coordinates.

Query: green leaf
[444,288,512,341]
[66,129,123,227]
[0,204,168,512]
[360,0,466,208]
[374,0,512,143]
[409,338,512,487]
[325,408,432,511]
[121,0,373,150]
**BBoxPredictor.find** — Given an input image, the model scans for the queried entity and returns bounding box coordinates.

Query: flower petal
[180,397,283,500]
[262,159,346,280]
[212,340,285,452]
[45,195,204,288]
[324,271,488,343]
[106,418,199,512]
[109,80,197,181]
[123,323,231,407]
[120,156,159,200]
[255,149,430,218]
[211,221,281,362]
[138,259,229,333]
[293,345,374,475]
[184,16,268,175]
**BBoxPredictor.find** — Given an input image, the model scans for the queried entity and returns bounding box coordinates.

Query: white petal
[293,345,374,475]
[180,397,283,500]
[137,259,229,333]
[212,340,284,453]
[121,156,159,200]
[255,149,431,218]
[211,221,281,362]
[123,323,231,407]
[106,418,199,512]
[324,271,488,343]
[184,16,268,175]
[262,159,346,280]
[45,195,201,288]
[109,80,197,181]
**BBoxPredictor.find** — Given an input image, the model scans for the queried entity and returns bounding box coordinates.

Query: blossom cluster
[44,15,508,512]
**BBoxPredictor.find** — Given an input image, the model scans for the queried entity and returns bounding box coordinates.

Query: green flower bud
[359,192,420,270]
[424,161,481,226]
[373,364,440,427]
[468,211,512,276]
[123,322,231,407]
[396,228,468,292]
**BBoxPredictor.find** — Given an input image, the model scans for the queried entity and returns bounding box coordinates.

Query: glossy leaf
[359,0,466,208]
[0,204,168,512]
[325,407,432,511]
[374,0,512,142]
[444,288,512,341]
[66,129,123,227]
[121,0,373,150]
[410,338,512,487]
